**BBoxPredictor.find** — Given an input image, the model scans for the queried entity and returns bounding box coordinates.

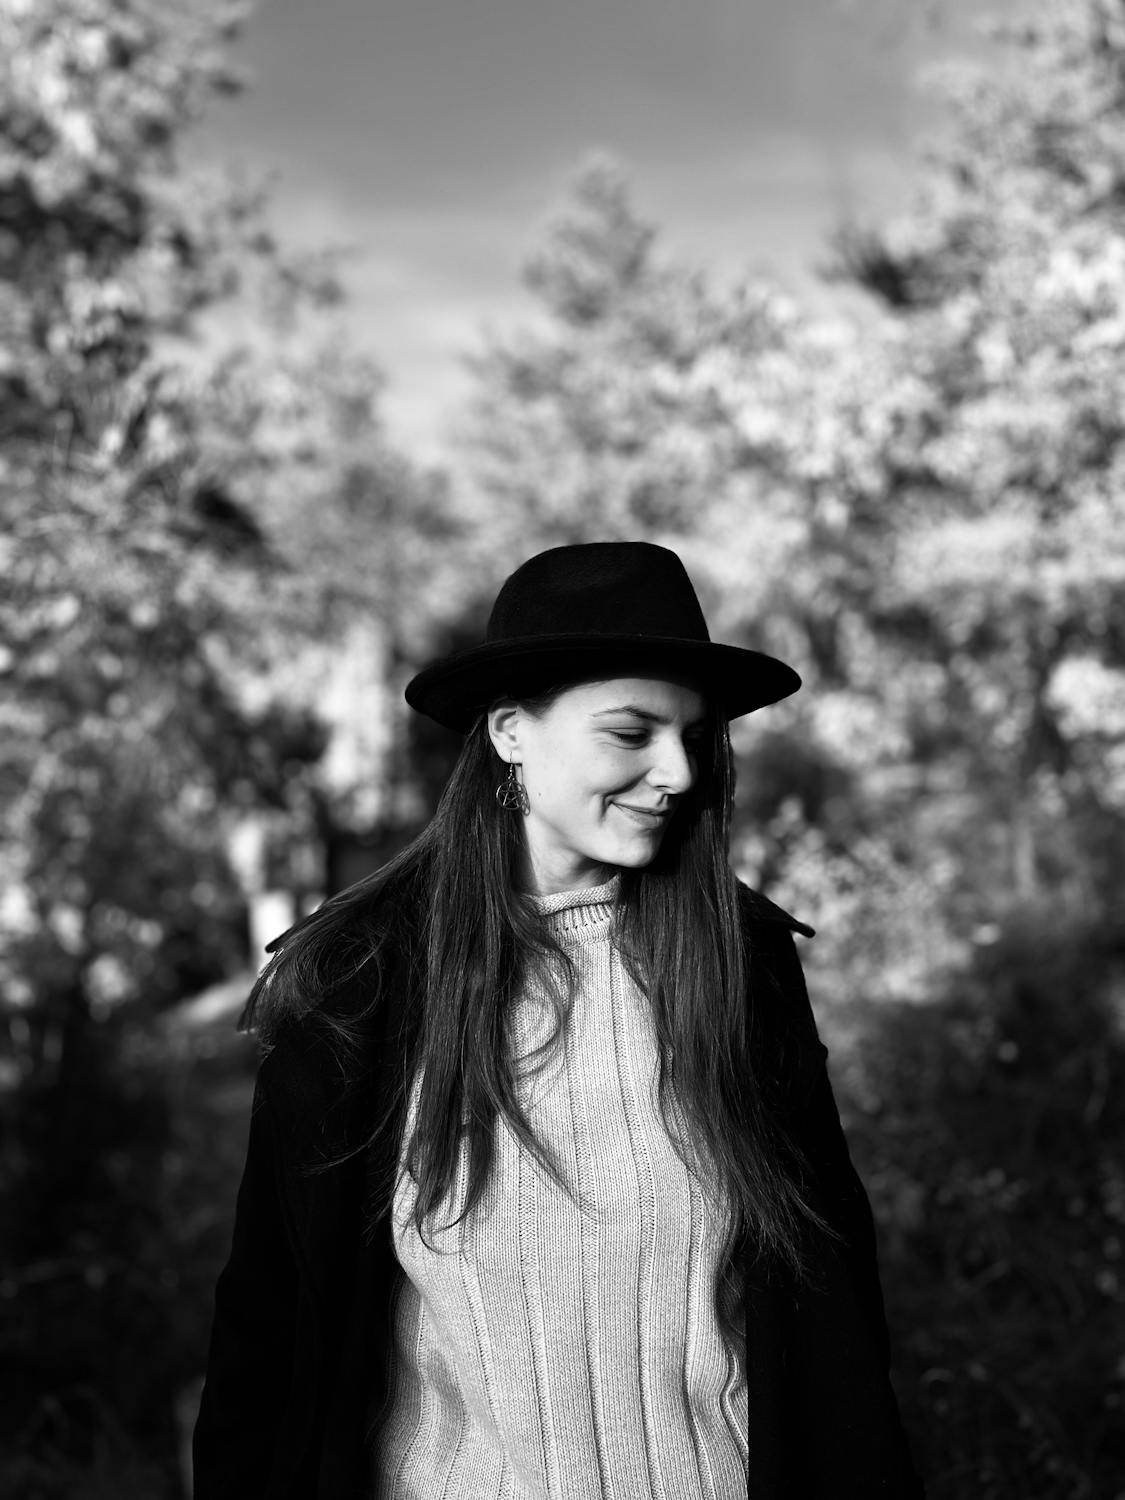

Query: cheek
[543,771,614,822]
[596,751,644,791]
[529,741,636,812]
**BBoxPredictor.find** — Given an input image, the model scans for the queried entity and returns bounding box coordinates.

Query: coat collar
[739,881,816,939]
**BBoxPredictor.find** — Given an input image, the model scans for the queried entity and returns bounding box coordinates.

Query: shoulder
[256,938,417,1168]
[737,880,816,940]
[736,880,814,997]
[737,880,824,1076]
[245,863,424,1168]
[252,869,422,1041]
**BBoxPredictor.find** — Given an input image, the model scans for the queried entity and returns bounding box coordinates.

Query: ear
[486,700,521,762]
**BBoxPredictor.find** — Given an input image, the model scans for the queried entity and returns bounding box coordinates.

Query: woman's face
[487,676,708,895]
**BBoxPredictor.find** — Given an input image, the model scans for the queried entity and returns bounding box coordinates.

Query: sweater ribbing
[371,878,748,1499]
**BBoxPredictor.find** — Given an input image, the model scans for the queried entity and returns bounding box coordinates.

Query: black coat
[193,888,924,1499]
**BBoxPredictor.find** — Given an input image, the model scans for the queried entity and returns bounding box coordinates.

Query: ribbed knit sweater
[370,877,748,1499]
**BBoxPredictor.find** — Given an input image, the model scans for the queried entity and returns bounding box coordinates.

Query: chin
[603,839,663,870]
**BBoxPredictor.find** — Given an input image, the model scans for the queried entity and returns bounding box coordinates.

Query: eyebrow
[592,705,708,729]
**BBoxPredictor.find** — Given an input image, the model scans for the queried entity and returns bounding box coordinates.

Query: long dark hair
[244,679,822,1356]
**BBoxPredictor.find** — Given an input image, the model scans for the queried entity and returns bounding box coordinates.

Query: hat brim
[404,633,801,732]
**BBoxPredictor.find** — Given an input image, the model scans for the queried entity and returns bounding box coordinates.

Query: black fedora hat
[405,541,801,732]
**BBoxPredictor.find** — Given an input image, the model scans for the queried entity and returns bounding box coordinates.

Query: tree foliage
[459,7,1125,1494]
[0,0,450,1032]
[465,3,1125,955]
[462,155,957,995]
[831,0,1125,903]
[4,0,1124,1493]
[0,2,451,1487]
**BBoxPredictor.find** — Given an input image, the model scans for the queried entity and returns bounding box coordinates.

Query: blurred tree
[459,12,1125,1495]
[843,908,1125,1499]
[0,0,453,1488]
[461,157,956,996]
[463,1,1125,957]
[829,0,1125,913]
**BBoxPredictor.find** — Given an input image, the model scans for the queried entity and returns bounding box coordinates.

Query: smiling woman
[488,677,706,891]
[193,542,924,1500]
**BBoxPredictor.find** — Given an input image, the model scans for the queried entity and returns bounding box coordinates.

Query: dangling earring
[496,756,530,814]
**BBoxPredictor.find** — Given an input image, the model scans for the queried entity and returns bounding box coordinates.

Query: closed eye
[607,729,705,755]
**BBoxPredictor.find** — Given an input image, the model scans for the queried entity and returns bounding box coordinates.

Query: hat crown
[487,541,710,644]
[404,539,801,732]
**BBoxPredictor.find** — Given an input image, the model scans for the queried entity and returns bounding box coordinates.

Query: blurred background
[2,0,1124,1495]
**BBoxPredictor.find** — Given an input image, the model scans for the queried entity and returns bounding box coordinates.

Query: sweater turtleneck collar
[528,874,621,941]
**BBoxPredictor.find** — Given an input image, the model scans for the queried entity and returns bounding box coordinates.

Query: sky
[192,0,1015,460]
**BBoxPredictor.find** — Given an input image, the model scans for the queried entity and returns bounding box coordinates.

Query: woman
[193,541,923,1499]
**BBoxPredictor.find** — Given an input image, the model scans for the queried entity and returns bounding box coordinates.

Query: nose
[647,730,697,797]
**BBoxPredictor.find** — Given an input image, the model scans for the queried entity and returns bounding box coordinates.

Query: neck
[518,849,617,897]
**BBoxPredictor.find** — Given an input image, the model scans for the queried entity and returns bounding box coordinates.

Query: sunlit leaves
[462,2,1125,952]
[0,0,446,1032]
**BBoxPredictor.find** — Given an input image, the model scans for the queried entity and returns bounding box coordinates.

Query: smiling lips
[614,802,672,828]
